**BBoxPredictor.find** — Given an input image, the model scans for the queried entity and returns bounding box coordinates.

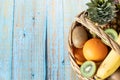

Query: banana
[95,34,120,80]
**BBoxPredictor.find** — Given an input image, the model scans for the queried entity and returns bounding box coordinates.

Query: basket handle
[75,12,120,55]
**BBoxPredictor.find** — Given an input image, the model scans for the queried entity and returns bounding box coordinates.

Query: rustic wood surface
[0,0,89,80]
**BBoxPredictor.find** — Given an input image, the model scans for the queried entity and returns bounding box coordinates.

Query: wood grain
[47,0,65,80]
[0,0,14,80]
[47,0,89,80]
[0,0,90,80]
[13,0,47,80]
[63,0,88,80]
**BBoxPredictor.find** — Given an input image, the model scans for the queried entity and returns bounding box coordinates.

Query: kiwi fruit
[80,61,97,78]
[105,28,118,41]
[72,26,88,48]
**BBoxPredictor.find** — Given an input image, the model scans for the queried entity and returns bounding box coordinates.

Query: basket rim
[76,11,120,54]
[68,11,120,80]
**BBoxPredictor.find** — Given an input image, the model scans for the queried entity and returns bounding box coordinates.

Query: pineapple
[86,0,117,25]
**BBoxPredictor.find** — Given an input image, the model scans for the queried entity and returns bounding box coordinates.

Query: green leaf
[108,0,114,3]
[101,2,107,8]
[91,0,98,5]
[86,0,117,25]
[86,3,96,7]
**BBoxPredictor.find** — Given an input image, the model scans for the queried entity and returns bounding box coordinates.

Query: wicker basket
[68,11,120,80]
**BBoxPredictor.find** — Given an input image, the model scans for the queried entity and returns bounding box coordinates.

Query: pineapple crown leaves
[86,0,117,25]
[87,0,114,7]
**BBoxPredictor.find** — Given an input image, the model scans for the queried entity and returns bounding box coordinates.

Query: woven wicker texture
[68,11,120,80]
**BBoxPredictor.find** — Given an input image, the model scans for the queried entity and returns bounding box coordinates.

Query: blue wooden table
[0,0,89,80]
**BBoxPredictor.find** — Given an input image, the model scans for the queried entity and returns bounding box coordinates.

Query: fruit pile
[69,0,120,80]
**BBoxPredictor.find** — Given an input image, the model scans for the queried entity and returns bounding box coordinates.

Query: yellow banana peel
[95,34,120,80]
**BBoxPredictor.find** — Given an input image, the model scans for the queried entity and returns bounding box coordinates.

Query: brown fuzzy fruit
[72,26,88,48]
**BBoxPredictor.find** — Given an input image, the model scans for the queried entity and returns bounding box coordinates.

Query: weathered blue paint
[63,0,89,80]
[0,0,14,80]
[13,0,47,80]
[0,0,89,80]
[47,0,65,80]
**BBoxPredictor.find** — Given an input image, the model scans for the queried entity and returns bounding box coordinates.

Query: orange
[83,38,108,62]
[74,48,86,65]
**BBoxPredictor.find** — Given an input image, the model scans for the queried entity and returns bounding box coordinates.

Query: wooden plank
[0,0,14,80]
[13,0,47,80]
[63,0,89,80]
[47,0,65,80]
